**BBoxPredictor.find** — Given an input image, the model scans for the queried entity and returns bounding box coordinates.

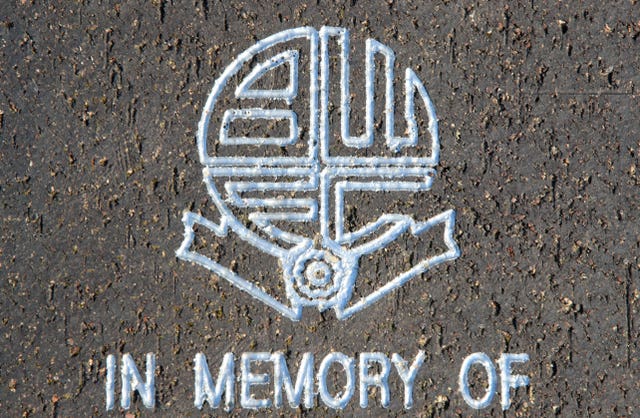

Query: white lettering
[497,353,530,411]
[391,351,425,409]
[194,352,235,411]
[103,350,530,411]
[240,352,272,409]
[105,354,116,410]
[359,352,391,408]
[318,352,356,409]
[458,352,497,409]
[272,352,315,408]
[120,353,156,410]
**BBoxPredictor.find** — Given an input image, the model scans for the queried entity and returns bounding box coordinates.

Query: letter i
[106,354,116,410]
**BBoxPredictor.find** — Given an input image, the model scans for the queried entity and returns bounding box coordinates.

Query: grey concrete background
[1,1,638,416]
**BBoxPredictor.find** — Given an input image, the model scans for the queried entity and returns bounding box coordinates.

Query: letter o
[318,352,355,409]
[459,352,497,409]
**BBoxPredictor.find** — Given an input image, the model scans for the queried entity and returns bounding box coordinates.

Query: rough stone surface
[1,1,638,416]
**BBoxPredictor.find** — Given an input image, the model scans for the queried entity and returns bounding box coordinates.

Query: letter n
[194,353,235,411]
[120,353,156,409]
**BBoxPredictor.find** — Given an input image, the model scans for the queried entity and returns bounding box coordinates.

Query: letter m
[194,353,235,411]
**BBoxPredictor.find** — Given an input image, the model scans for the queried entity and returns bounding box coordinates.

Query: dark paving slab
[1,1,638,416]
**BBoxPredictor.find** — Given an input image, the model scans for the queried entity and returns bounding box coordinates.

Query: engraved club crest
[177,27,460,320]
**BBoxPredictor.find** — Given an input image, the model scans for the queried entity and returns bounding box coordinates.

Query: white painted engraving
[235,50,299,103]
[391,351,426,409]
[191,350,426,411]
[458,352,497,410]
[359,352,391,408]
[240,352,272,409]
[194,352,235,411]
[272,352,315,408]
[104,353,156,410]
[318,352,356,409]
[105,354,116,411]
[177,26,460,320]
[459,352,530,410]
[498,353,530,411]
[219,108,298,146]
